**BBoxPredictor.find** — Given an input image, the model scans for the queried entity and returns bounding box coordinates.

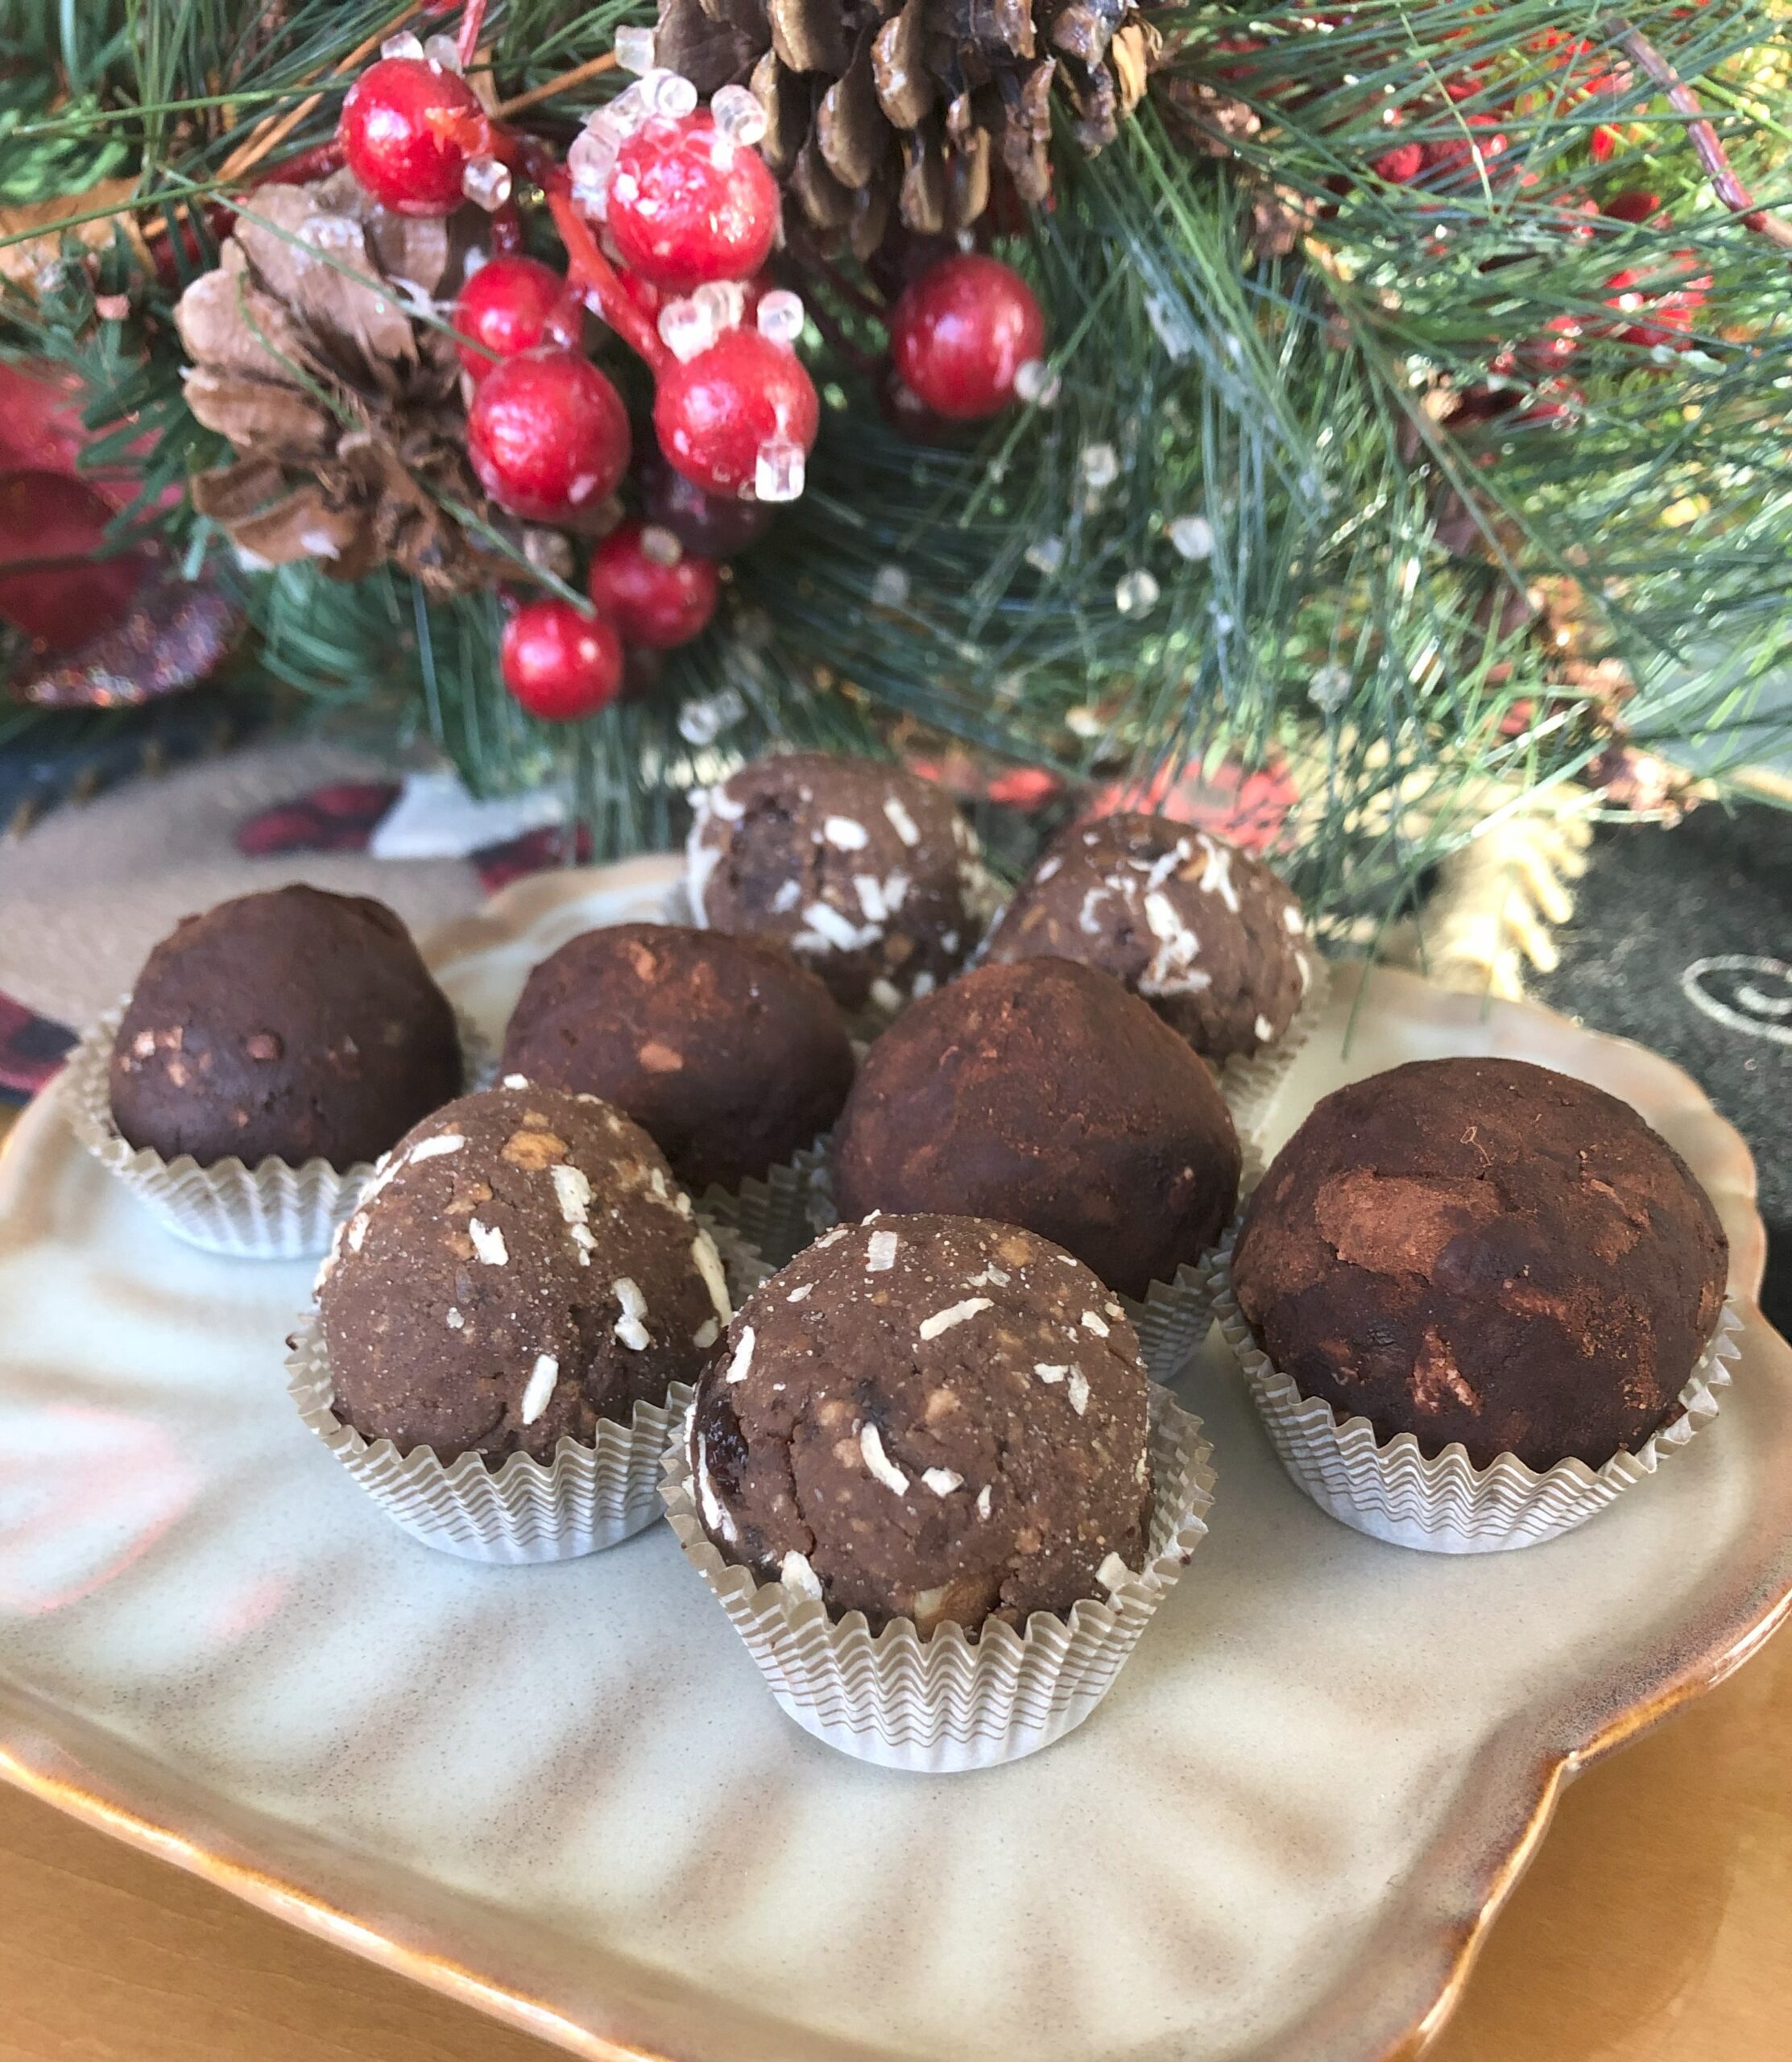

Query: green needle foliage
[3,0,1790,925]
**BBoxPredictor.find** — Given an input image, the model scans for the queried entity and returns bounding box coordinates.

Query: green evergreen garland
[3,2,1790,923]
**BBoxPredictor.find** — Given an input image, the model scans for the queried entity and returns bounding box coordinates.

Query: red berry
[1603,189,1662,224]
[1421,115,1509,188]
[653,327,820,499]
[1604,255,1709,350]
[888,255,1045,422]
[453,257,567,381]
[339,56,484,217]
[587,522,719,648]
[0,470,144,648]
[467,350,631,521]
[500,598,623,720]
[1372,140,1425,184]
[606,113,780,293]
[637,449,774,557]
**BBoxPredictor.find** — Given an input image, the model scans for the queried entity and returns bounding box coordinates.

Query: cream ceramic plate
[2,855,1788,2062]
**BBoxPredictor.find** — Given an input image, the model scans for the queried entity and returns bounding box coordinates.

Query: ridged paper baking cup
[697,1138,830,1270]
[1209,1230,1741,1554]
[1218,952,1332,1162]
[285,1220,770,1562]
[61,1004,488,1260]
[660,1383,1215,1771]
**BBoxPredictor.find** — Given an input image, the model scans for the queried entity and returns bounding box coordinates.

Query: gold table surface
[0,1103,1786,2061]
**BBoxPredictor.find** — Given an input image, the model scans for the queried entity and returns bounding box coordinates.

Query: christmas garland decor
[2,2,1790,917]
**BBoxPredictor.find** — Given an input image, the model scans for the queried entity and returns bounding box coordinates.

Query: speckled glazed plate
[2,855,1788,2062]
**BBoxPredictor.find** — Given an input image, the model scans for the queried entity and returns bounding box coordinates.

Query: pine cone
[175,172,496,594]
[656,0,1163,255]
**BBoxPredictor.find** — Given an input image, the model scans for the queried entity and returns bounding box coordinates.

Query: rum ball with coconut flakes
[980,813,1314,1063]
[685,752,999,1018]
[317,1082,732,1464]
[688,1214,1153,1636]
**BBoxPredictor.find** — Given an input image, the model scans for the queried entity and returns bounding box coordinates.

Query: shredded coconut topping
[787,1282,814,1302]
[693,1317,720,1348]
[409,1132,465,1161]
[1082,1310,1110,1336]
[612,1276,651,1351]
[823,815,869,850]
[859,1422,909,1495]
[1035,1364,1069,1383]
[1197,833,1241,913]
[446,1306,464,1330]
[1096,1551,1132,1592]
[501,1073,530,1089]
[922,1468,964,1497]
[520,1352,558,1426]
[866,1229,900,1273]
[976,1484,992,1520]
[883,794,921,845]
[918,1297,992,1340]
[799,901,880,953]
[725,1325,755,1383]
[468,1219,507,1266]
[780,1549,823,1599]
[1066,1371,1091,1415]
[691,1231,732,1323]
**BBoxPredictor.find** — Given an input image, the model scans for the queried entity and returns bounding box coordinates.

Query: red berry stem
[1604,15,1792,255]
[255,138,348,188]
[457,0,490,73]
[544,181,672,373]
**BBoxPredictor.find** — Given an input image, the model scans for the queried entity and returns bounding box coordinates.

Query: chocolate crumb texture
[109,884,459,1170]
[832,956,1242,1298]
[1231,1056,1728,1471]
[501,922,854,1193]
[685,751,997,1015]
[690,1214,1153,1635]
[318,1082,726,1464]
[981,811,1312,1062]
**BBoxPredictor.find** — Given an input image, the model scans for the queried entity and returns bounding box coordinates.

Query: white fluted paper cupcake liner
[697,1138,832,1271]
[285,1219,770,1562]
[61,1002,489,1259]
[1218,953,1332,1167]
[1209,1227,1740,1554]
[660,1383,1215,1771]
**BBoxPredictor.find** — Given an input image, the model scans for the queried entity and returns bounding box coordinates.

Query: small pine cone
[656,0,1163,255]
[175,172,497,594]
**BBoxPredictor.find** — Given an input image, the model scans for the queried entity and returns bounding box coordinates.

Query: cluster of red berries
[333,17,1053,722]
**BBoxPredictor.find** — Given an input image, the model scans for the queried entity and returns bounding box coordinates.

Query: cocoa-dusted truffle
[686,751,996,1014]
[1231,1057,1728,1472]
[690,1213,1152,1633]
[981,813,1313,1062]
[318,1081,734,1464]
[109,885,460,1170]
[500,923,853,1194]
[832,958,1241,1298]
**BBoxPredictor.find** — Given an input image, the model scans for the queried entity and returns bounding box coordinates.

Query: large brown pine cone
[656,0,1161,255]
[174,172,499,594]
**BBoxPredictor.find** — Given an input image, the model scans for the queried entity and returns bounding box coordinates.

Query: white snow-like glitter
[409,1133,465,1161]
[468,1219,507,1266]
[612,1276,651,1350]
[918,1298,991,1340]
[519,1352,558,1426]
[725,1325,755,1384]
[922,1468,964,1497]
[780,1549,823,1600]
[859,1422,909,1496]
[866,1229,900,1272]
